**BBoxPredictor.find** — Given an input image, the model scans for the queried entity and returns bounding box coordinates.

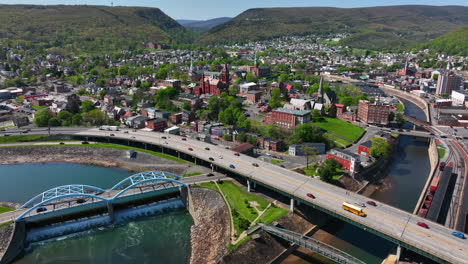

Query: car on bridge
[205,147,210,150]
[76,198,86,204]
[161,136,167,139]
[182,138,187,141]
[452,232,465,239]
[234,152,240,156]
[36,207,47,213]
[209,157,214,161]
[417,222,429,229]
[306,193,315,199]
[188,148,193,151]
[354,202,366,207]
[229,164,235,169]
[366,201,377,206]
[110,134,115,136]
[252,163,259,167]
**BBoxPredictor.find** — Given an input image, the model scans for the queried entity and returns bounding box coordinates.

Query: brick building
[357,100,391,125]
[357,141,372,157]
[193,64,230,96]
[145,118,167,132]
[335,104,357,122]
[436,72,462,96]
[326,149,360,174]
[264,108,311,129]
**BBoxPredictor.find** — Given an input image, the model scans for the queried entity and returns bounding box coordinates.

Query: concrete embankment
[0,222,25,264]
[378,86,430,122]
[189,187,230,264]
[413,138,439,214]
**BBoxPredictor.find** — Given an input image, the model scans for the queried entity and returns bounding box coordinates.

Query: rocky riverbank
[189,187,230,264]
[0,146,205,175]
[0,223,14,261]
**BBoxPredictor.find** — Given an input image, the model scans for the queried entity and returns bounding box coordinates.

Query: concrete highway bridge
[5,127,464,264]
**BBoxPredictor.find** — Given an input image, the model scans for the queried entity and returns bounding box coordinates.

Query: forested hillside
[0,5,196,54]
[198,5,468,50]
[419,26,468,56]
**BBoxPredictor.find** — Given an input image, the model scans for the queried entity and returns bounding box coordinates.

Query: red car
[367,201,377,206]
[182,138,187,141]
[306,193,315,199]
[188,148,193,151]
[234,152,240,156]
[417,222,429,229]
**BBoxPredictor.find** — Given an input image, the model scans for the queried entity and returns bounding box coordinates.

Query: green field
[183,172,203,177]
[0,134,50,144]
[197,181,287,235]
[438,148,446,159]
[0,206,13,214]
[324,133,350,148]
[312,117,364,142]
[271,159,283,164]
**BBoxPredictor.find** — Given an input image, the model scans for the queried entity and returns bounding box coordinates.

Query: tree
[81,100,95,112]
[278,73,290,82]
[72,113,83,126]
[289,123,325,145]
[311,110,322,122]
[57,110,72,122]
[34,109,53,127]
[329,104,337,118]
[269,87,282,109]
[370,137,391,159]
[302,146,317,168]
[182,102,191,111]
[389,112,395,122]
[83,109,107,126]
[245,73,257,83]
[228,86,238,96]
[317,159,341,182]
[98,90,107,100]
[48,117,61,127]
[76,89,87,96]
[96,78,105,87]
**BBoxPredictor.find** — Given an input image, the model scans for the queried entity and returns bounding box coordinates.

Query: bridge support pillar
[396,245,401,263]
[107,202,115,222]
[178,151,180,158]
[253,182,256,188]
[247,180,251,192]
[290,198,294,212]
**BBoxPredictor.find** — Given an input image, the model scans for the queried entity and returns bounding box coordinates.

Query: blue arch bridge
[15,171,189,223]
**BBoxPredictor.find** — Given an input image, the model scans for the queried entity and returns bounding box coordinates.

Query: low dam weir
[26,198,185,244]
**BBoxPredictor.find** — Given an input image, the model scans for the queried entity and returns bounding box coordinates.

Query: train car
[342,202,366,217]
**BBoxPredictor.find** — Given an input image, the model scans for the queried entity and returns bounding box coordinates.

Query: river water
[282,99,431,263]
[0,163,192,264]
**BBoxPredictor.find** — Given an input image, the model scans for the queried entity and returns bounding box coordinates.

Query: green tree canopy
[370,137,391,159]
[34,109,53,127]
[81,100,95,112]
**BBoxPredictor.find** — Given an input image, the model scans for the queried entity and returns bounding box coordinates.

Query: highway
[5,127,463,264]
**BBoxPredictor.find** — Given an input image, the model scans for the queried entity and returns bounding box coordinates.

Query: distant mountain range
[0,5,196,54]
[178,17,232,33]
[198,5,468,51]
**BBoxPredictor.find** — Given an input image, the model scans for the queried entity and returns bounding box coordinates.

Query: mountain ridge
[198,5,468,50]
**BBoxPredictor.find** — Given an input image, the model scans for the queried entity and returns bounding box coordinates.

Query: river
[282,99,431,263]
[0,162,192,264]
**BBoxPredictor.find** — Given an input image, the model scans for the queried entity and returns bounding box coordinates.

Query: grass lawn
[438,148,446,159]
[324,133,350,148]
[271,159,283,164]
[0,134,50,144]
[30,104,47,111]
[183,172,203,177]
[396,103,405,112]
[196,181,286,236]
[258,205,288,224]
[0,206,13,214]
[304,164,318,177]
[312,117,364,142]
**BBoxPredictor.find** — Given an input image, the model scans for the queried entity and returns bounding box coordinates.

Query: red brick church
[193,64,230,96]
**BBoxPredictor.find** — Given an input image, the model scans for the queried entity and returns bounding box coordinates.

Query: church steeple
[189,52,194,76]
[318,76,324,103]
[254,53,257,67]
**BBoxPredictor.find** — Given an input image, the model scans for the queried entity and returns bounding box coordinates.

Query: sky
[0,0,466,20]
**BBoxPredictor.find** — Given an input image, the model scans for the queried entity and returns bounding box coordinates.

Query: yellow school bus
[342,202,366,217]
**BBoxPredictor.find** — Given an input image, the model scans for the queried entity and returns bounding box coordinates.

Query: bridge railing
[262,225,366,264]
